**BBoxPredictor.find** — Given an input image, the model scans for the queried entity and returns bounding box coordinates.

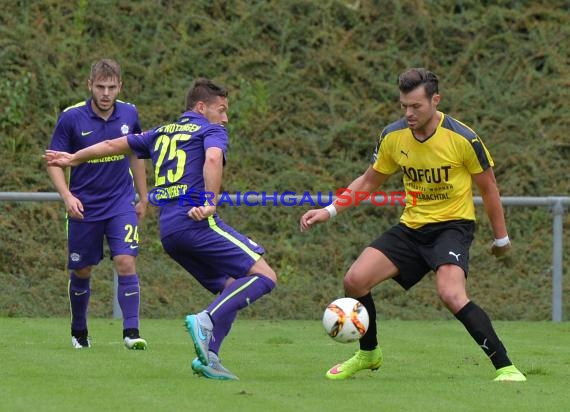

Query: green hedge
[1,0,568,320]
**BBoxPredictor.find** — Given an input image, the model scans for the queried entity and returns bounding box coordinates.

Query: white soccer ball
[322,297,369,343]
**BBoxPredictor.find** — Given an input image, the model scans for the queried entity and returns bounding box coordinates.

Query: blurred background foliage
[0,0,568,320]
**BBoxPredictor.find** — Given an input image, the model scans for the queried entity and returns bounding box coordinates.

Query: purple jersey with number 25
[127,112,228,238]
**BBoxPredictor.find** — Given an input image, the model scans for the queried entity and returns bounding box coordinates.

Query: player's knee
[343,271,367,297]
[261,267,277,285]
[114,255,136,275]
[437,288,468,312]
[249,258,277,284]
[74,267,92,278]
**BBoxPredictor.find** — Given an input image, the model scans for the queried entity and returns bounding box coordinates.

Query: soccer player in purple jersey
[46,59,148,350]
[45,78,277,380]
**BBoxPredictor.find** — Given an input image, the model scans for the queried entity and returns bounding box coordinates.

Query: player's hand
[135,199,148,220]
[490,241,511,258]
[188,205,216,221]
[300,208,331,232]
[43,150,76,167]
[63,194,84,220]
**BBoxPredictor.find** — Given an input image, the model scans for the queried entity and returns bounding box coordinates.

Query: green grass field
[1,318,568,412]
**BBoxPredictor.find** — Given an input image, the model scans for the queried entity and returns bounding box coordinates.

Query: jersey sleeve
[464,135,494,173]
[132,108,142,134]
[371,131,399,175]
[48,112,74,152]
[127,129,154,159]
[203,124,229,159]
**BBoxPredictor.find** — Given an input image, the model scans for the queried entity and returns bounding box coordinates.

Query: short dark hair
[398,68,438,97]
[90,59,121,82]
[185,78,228,110]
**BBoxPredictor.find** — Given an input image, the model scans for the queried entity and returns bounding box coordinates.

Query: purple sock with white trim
[117,274,140,330]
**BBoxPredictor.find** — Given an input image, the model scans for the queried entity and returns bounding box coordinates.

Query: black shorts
[369,220,475,290]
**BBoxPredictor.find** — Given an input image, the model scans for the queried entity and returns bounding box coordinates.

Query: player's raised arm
[300,166,389,232]
[44,136,132,167]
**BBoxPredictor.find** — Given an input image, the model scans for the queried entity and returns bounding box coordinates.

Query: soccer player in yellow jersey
[300,68,525,382]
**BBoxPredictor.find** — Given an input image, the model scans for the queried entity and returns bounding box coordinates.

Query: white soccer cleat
[123,328,147,350]
[71,335,91,349]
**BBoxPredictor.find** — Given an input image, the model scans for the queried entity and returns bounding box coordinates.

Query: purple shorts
[67,211,139,269]
[161,219,265,294]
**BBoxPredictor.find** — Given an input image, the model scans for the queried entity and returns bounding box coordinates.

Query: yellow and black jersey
[371,112,493,228]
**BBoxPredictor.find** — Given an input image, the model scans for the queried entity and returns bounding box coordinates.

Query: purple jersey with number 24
[49,98,142,221]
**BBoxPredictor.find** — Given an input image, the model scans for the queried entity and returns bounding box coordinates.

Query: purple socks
[205,274,275,353]
[117,274,141,330]
[69,272,90,331]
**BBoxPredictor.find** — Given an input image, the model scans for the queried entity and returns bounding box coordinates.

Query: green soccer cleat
[326,347,383,380]
[494,365,526,382]
[124,336,147,350]
[191,352,239,381]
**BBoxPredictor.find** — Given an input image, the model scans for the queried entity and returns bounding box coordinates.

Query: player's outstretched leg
[326,347,383,380]
[191,351,239,381]
[185,312,214,364]
[454,301,526,382]
[206,274,275,323]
